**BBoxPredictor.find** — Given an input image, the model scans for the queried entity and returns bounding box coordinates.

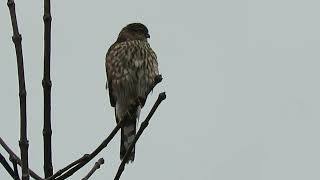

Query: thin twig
[42,0,53,178]
[45,120,124,180]
[81,158,104,180]
[10,155,21,180]
[114,92,166,180]
[44,155,88,180]
[0,152,16,179]
[7,0,29,179]
[149,75,163,93]
[0,137,43,180]
[54,121,123,180]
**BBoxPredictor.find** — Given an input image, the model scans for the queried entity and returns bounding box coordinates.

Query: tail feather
[116,100,141,163]
[120,115,136,162]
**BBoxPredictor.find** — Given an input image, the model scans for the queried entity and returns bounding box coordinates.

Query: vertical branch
[42,0,53,178]
[7,0,30,180]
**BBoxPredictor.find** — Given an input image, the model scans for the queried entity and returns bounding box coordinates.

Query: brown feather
[105,23,158,162]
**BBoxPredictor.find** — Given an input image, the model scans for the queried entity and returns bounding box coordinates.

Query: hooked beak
[146,33,150,38]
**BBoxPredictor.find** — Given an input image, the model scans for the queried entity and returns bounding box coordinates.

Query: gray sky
[1,0,320,179]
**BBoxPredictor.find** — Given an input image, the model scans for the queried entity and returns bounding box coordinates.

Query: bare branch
[53,122,122,180]
[45,120,124,180]
[151,75,163,92]
[0,137,43,180]
[114,92,166,180]
[81,158,104,180]
[42,0,53,178]
[44,155,87,180]
[0,152,16,179]
[7,0,29,179]
[9,156,21,180]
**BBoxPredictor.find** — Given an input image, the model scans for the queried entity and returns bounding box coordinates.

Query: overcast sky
[1,0,320,180]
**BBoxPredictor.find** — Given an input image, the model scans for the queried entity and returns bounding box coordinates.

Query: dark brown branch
[42,0,53,178]
[10,156,21,180]
[81,158,104,180]
[0,152,16,179]
[0,137,43,180]
[44,155,87,180]
[46,120,124,180]
[114,92,166,180]
[7,0,29,179]
[54,121,123,180]
[151,75,163,91]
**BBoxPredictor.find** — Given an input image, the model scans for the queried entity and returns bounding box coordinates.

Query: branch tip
[154,74,163,84]
[81,158,105,180]
[158,92,166,101]
[97,158,104,166]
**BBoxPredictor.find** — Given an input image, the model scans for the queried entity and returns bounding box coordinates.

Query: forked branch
[0,137,43,180]
[9,156,21,180]
[48,120,124,180]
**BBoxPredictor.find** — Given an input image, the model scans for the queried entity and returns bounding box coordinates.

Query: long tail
[120,115,136,162]
[116,105,141,163]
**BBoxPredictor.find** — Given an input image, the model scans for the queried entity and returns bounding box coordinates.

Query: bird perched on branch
[105,23,159,162]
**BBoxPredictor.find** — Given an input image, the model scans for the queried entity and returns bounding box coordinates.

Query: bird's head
[117,23,150,42]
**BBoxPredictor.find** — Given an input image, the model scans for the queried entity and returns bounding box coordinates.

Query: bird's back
[106,40,158,112]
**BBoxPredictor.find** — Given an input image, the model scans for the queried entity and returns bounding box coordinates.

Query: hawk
[105,23,159,162]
